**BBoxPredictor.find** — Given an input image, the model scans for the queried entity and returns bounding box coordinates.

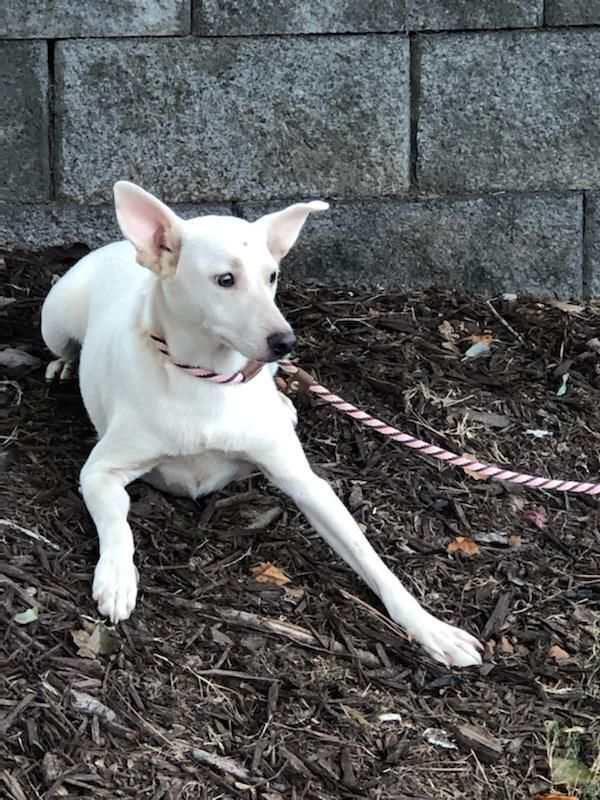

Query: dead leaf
[71,690,116,723]
[340,704,370,726]
[508,535,522,548]
[548,299,585,315]
[245,506,282,530]
[367,307,379,317]
[548,644,570,662]
[587,337,600,354]
[533,794,577,800]
[438,320,456,340]
[552,756,594,786]
[447,536,481,556]
[470,332,494,345]
[461,453,489,481]
[461,409,511,429]
[522,507,547,529]
[0,348,41,369]
[441,340,462,355]
[71,621,121,659]
[499,636,514,654]
[250,561,291,587]
[284,585,305,601]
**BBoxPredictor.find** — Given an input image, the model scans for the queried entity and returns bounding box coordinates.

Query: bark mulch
[1,247,599,799]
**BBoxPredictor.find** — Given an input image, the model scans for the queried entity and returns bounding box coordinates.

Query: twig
[143,587,381,668]
[0,518,60,551]
[485,299,528,347]
[191,748,257,784]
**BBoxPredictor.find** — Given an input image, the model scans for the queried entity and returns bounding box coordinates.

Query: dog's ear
[113,181,182,277]
[254,201,329,262]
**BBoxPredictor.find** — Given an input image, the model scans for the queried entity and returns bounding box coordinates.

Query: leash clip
[277,361,316,395]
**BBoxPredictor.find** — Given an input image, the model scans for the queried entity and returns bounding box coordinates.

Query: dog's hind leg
[41,260,90,381]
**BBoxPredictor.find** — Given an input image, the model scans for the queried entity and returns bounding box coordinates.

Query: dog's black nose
[267,330,297,359]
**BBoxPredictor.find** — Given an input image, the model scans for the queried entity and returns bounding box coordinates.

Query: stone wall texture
[2,1,600,297]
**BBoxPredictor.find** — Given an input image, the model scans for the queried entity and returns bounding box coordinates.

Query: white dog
[41,182,482,668]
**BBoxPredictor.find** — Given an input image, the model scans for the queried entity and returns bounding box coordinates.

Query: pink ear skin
[113,181,182,278]
[255,200,329,262]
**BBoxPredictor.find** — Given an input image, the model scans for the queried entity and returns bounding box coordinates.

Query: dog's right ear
[113,181,182,278]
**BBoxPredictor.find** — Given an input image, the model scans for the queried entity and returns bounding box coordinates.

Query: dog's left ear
[254,201,329,262]
[114,181,182,278]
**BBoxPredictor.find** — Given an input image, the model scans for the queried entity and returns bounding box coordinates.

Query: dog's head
[113,181,328,363]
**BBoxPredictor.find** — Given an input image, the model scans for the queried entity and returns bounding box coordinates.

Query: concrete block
[408,0,542,31]
[418,30,600,193]
[584,193,600,297]
[546,1,600,26]
[193,0,406,35]
[0,0,190,38]
[55,36,410,203]
[0,202,232,252]
[241,194,583,297]
[0,41,49,203]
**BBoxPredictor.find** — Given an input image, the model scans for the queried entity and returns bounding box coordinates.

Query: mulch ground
[1,247,600,800]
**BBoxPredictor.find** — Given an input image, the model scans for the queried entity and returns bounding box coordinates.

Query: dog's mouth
[220,336,272,365]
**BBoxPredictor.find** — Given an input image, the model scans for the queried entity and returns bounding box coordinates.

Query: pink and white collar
[151,334,264,384]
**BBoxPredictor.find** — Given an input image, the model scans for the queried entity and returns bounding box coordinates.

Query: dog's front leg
[79,432,158,624]
[254,435,482,668]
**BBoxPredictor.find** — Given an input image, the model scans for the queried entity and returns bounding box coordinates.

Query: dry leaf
[447,536,481,556]
[438,320,456,340]
[533,794,578,800]
[522,507,547,529]
[250,561,290,587]
[441,340,462,355]
[367,307,379,317]
[340,704,370,726]
[71,621,121,659]
[548,644,570,662]
[508,535,522,548]
[71,690,116,722]
[470,332,494,345]
[548,299,585,315]
[0,348,41,369]
[499,636,514,654]
[284,585,305,601]
[462,453,489,481]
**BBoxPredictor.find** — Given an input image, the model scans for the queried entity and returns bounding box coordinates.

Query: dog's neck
[143,277,248,374]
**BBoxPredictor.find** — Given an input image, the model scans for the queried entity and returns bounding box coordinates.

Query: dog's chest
[149,375,283,458]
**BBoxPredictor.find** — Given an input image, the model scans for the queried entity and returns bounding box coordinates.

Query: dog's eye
[269,271,277,284]
[216,273,235,288]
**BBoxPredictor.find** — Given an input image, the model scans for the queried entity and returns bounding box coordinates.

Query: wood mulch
[1,247,599,799]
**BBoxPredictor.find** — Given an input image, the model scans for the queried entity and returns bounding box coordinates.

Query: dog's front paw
[409,613,483,668]
[93,552,138,624]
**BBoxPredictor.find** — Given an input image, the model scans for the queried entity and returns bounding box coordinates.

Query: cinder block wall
[2,1,600,297]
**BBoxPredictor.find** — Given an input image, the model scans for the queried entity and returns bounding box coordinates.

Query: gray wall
[2,1,600,296]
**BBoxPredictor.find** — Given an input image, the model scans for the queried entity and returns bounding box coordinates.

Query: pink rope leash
[278,362,600,497]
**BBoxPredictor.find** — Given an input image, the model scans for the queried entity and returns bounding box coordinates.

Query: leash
[151,334,600,497]
[277,362,600,498]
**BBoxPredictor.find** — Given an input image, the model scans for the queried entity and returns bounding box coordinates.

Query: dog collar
[151,334,264,384]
